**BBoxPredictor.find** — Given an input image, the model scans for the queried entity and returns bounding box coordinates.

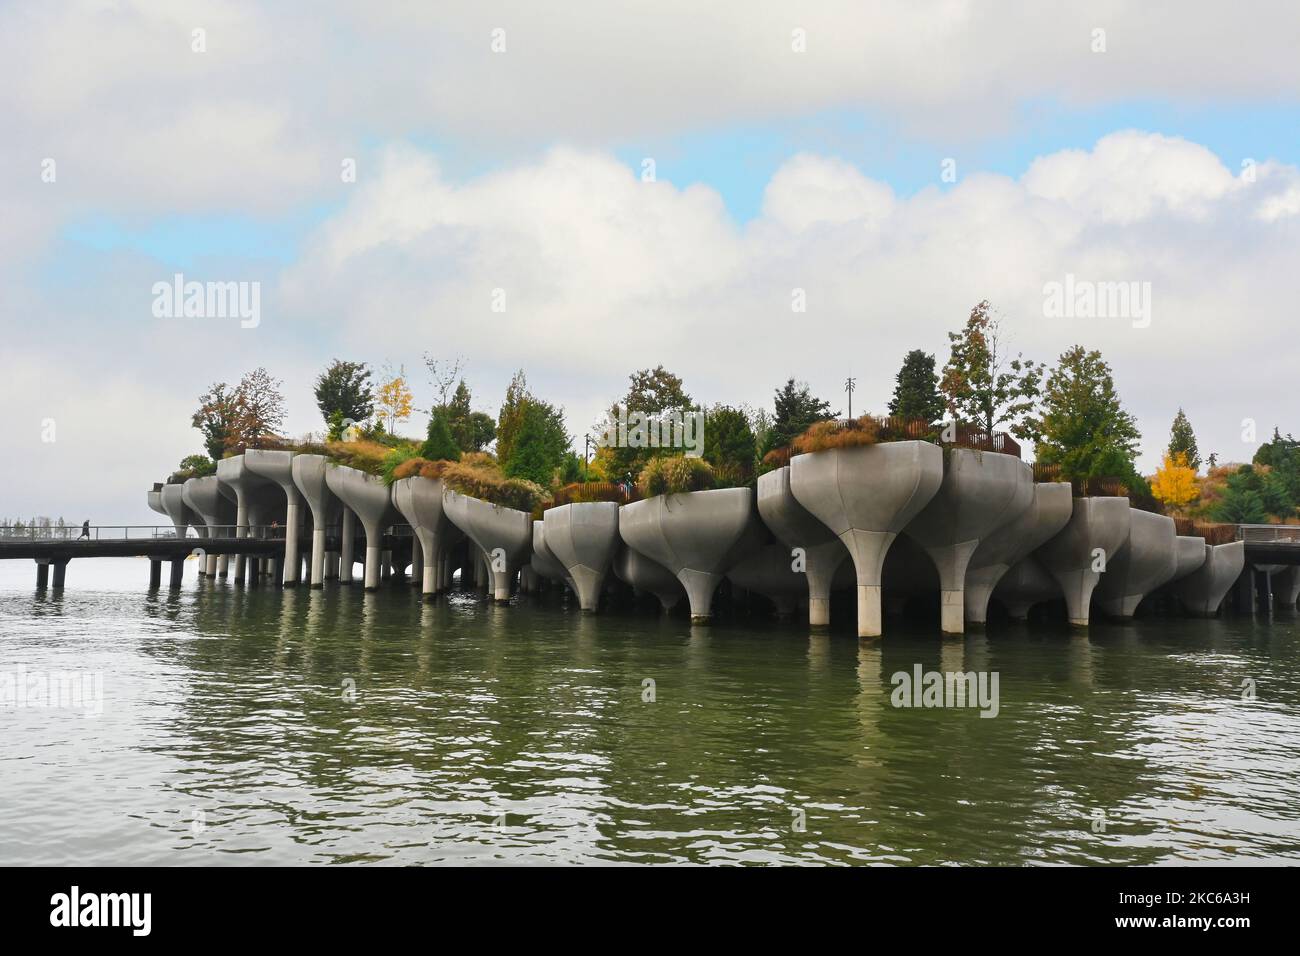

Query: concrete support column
[381,549,393,581]
[421,546,438,599]
[169,558,184,589]
[924,539,981,636]
[310,525,327,589]
[35,561,49,588]
[843,529,896,639]
[234,500,249,581]
[364,545,382,591]
[205,552,218,577]
[412,536,423,584]
[52,560,68,589]
[282,492,302,585]
[217,554,229,578]
[149,559,162,589]
[1056,569,1102,628]
[804,548,842,628]
[340,509,355,584]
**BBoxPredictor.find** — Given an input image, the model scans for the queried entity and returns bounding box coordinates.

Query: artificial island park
[5,302,1300,865]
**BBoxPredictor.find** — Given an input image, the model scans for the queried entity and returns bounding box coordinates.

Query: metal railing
[1237,524,1300,544]
[0,523,416,542]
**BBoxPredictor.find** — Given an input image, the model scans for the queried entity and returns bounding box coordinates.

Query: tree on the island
[703,404,758,486]
[375,364,413,434]
[504,397,572,485]
[313,359,374,428]
[1150,452,1199,512]
[599,366,698,477]
[192,382,242,459]
[232,367,287,449]
[495,370,571,483]
[1167,408,1201,472]
[763,377,838,454]
[419,406,461,462]
[423,353,464,408]
[1254,428,1300,502]
[1212,469,1269,524]
[887,350,945,423]
[1030,346,1141,488]
[939,300,1043,439]
[445,379,497,452]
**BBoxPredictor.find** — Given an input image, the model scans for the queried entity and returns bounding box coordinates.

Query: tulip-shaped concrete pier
[325,465,396,591]
[618,487,762,624]
[290,454,343,588]
[756,465,849,627]
[905,450,1032,634]
[789,442,943,637]
[542,502,620,612]
[1094,510,1179,618]
[531,521,574,592]
[443,491,532,603]
[965,482,1073,626]
[216,455,282,582]
[1036,496,1132,627]
[392,476,461,599]
[159,483,202,541]
[1170,535,1209,584]
[182,475,236,576]
[612,544,683,611]
[1273,566,1300,609]
[992,556,1061,621]
[726,544,808,618]
[1175,541,1246,616]
[245,450,304,586]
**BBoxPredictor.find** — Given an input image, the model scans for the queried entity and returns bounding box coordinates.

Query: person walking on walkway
[78,520,91,540]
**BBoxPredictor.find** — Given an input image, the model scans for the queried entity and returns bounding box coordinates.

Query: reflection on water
[1,558,1298,865]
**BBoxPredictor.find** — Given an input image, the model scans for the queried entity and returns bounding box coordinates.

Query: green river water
[1,557,1297,865]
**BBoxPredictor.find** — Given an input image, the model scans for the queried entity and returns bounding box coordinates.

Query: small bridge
[1237,523,1300,565]
[0,524,416,589]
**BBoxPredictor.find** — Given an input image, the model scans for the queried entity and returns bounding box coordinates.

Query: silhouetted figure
[78,520,90,540]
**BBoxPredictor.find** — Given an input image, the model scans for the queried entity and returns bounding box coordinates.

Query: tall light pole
[844,376,856,420]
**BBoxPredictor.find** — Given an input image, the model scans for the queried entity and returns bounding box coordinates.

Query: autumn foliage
[1150,452,1199,511]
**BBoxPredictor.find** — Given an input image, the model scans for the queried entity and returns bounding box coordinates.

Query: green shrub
[638,455,715,496]
[420,407,462,462]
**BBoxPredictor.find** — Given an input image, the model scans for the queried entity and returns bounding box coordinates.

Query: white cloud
[268,132,1300,487]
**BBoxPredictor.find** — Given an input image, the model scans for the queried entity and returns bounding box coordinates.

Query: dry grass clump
[389,452,547,511]
[1172,519,1237,545]
[638,456,715,497]
[551,482,638,506]
[324,438,404,476]
[791,416,881,454]
[390,457,452,482]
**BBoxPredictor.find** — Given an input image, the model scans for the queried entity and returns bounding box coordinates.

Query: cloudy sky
[3,0,1299,524]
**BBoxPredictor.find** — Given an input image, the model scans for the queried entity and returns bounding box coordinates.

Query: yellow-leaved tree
[1151,451,1199,512]
[376,366,413,434]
